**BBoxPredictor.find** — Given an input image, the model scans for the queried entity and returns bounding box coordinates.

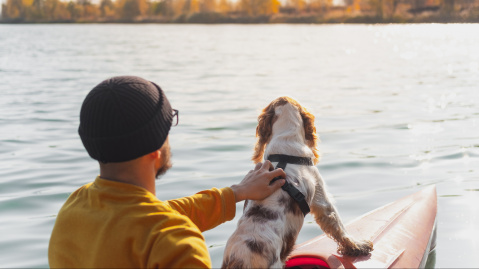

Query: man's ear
[148,149,161,160]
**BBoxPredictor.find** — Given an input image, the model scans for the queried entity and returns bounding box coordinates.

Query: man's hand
[230,161,286,202]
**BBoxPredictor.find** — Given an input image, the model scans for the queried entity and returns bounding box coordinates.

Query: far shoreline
[2,15,479,24]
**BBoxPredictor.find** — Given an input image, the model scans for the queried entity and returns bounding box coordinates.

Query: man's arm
[166,161,285,232]
[166,187,236,232]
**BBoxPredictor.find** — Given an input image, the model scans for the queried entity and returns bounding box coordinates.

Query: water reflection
[0,24,478,268]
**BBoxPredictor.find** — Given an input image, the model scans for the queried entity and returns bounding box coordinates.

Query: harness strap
[268,154,313,216]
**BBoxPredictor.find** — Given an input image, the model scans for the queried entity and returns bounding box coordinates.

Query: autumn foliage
[1,0,286,21]
[2,0,479,22]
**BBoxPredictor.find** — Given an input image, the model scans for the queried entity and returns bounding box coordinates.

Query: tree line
[1,0,478,22]
[0,0,327,22]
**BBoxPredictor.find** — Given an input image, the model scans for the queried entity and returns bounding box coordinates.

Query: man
[48,76,286,268]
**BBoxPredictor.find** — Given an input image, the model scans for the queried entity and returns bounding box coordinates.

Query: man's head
[78,76,174,176]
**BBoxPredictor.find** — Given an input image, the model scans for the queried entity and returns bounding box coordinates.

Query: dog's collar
[268,154,314,166]
[267,154,313,216]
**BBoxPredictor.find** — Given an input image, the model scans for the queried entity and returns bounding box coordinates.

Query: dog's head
[252,96,320,165]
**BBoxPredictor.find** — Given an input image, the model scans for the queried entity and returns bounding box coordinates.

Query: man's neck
[99,161,156,194]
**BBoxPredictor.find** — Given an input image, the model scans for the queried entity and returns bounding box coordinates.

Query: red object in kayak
[286,185,437,269]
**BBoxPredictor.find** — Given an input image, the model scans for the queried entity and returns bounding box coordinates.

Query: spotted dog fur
[222,97,373,269]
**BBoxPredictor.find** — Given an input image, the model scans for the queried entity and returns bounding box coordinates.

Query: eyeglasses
[172,109,179,126]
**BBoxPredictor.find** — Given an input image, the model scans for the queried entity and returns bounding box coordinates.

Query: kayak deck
[286,185,437,268]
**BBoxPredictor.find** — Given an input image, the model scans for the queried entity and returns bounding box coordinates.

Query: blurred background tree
[237,0,280,15]
[287,0,306,12]
[99,0,115,18]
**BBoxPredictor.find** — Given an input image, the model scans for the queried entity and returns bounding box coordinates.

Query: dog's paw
[337,237,373,257]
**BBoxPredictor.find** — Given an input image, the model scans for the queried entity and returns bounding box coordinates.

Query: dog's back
[222,165,317,268]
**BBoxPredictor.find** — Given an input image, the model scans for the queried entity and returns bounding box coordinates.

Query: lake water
[0,24,478,268]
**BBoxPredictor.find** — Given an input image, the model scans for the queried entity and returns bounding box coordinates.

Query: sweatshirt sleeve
[166,187,236,232]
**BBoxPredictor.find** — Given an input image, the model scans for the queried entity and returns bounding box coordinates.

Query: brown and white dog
[222,96,373,268]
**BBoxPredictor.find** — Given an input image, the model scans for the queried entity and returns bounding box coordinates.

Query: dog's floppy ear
[300,108,320,165]
[252,104,276,164]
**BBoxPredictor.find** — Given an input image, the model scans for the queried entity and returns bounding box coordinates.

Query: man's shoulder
[57,179,199,230]
[58,182,93,209]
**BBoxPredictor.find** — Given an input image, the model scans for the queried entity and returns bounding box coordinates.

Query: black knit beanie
[78,76,173,163]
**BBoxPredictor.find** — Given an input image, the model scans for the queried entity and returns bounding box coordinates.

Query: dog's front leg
[310,181,373,257]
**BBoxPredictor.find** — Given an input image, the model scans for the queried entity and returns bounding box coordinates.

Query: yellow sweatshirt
[48,176,236,268]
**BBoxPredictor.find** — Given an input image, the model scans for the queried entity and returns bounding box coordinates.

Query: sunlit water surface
[0,24,478,268]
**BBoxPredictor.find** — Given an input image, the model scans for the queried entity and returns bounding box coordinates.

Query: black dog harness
[267,154,313,216]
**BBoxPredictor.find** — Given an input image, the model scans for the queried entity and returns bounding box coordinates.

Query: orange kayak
[286,185,437,269]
